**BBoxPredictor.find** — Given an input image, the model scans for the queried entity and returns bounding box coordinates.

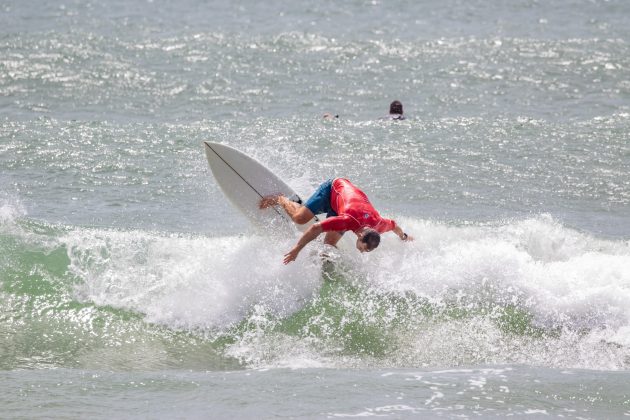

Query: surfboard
[203,142,316,234]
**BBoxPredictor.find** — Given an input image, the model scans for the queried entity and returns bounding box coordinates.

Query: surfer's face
[356,228,379,253]
[356,238,372,253]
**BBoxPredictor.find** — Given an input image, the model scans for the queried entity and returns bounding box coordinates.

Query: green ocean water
[2,0,630,417]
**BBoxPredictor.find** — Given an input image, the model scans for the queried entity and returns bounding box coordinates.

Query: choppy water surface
[1,0,630,418]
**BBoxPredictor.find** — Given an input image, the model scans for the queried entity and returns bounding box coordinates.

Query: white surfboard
[203,142,316,234]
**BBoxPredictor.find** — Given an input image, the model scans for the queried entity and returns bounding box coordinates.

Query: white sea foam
[363,215,630,324]
[0,198,26,226]
[354,215,630,369]
[61,215,630,369]
[65,228,323,331]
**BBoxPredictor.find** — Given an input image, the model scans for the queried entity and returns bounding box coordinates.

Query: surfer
[259,178,413,264]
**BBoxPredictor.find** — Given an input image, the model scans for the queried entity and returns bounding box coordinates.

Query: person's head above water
[356,228,381,253]
[389,100,403,115]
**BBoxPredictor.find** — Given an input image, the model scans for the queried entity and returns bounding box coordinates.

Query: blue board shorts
[304,179,338,218]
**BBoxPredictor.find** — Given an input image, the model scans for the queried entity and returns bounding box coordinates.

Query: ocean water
[1,0,630,418]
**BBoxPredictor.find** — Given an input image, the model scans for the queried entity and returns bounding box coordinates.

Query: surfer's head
[356,228,380,253]
[389,100,403,115]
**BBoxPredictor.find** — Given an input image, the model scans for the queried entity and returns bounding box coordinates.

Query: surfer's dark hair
[389,100,403,115]
[362,230,381,250]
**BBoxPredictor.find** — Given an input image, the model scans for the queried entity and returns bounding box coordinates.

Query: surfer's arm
[379,218,412,241]
[392,224,413,241]
[284,223,323,264]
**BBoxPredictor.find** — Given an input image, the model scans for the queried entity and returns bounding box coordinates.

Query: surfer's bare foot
[259,194,282,209]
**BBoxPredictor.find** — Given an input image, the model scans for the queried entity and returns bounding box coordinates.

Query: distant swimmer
[259,178,413,264]
[385,100,405,120]
[322,113,339,120]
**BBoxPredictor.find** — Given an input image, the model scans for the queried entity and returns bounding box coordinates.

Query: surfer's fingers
[283,251,296,264]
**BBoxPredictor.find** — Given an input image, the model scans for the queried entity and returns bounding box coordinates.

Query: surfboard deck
[203,142,315,234]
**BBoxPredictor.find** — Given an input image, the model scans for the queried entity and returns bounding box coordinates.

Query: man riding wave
[260,178,413,264]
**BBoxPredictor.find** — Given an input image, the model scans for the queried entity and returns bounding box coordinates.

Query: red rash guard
[319,178,397,234]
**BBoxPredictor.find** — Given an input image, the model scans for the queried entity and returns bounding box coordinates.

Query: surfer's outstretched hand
[259,194,282,209]
[283,248,299,264]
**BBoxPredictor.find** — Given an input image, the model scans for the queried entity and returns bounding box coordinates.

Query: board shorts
[304,179,338,219]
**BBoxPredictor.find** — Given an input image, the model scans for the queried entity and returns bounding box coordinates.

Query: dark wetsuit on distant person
[386,100,405,120]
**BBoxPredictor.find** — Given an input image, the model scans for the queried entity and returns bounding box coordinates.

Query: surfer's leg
[278,196,314,224]
[260,194,314,224]
[303,179,334,222]
[323,231,344,247]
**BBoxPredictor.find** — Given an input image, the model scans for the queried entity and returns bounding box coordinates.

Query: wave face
[2,205,629,371]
